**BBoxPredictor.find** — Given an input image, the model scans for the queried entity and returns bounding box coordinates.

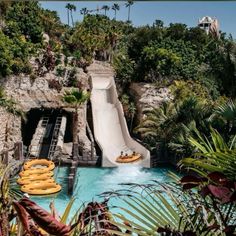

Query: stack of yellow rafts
[17,159,61,195]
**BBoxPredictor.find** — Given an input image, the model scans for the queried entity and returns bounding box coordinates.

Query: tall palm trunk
[72,107,79,159]
[114,10,117,20]
[70,10,74,27]
[73,108,78,144]
[128,5,131,21]
[67,9,70,26]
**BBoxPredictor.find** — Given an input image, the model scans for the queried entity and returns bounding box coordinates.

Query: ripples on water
[32,166,175,219]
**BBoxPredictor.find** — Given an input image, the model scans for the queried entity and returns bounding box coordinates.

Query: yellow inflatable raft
[17,177,55,185]
[18,159,61,195]
[116,154,141,163]
[23,159,55,171]
[21,183,61,195]
[19,168,52,177]
[17,172,54,184]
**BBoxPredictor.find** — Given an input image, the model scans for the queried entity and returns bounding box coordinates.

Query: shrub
[5,2,43,44]
[29,73,37,82]
[48,79,62,92]
[56,66,66,77]
[42,45,55,72]
[0,31,14,77]
[66,68,78,87]
[55,53,62,66]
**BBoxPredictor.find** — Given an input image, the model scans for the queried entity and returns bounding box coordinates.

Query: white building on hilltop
[198,16,220,38]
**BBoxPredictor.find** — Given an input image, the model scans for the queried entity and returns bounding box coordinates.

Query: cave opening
[21,108,73,157]
[21,108,43,147]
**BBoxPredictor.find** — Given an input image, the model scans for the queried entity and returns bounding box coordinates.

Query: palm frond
[105,182,223,235]
[180,128,236,180]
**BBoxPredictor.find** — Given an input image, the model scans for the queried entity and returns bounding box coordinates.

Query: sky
[40,1,236,38]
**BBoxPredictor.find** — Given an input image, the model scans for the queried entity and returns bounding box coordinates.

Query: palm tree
[65,3,76,26]
[105,169,236,235]
[62,89,90,158]
[65,3,71,26]
[80,7,88,19]
[136,101,177,143]
[209,99,236,133]
[0,162,22,236]
[101,5,109,16]
[136,97,210,157]
[180,128,236,180]
[125,0,133,22]
[70,4,76,27]
[111,3,120,20]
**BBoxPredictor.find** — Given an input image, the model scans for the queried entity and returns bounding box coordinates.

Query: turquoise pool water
[32,166,175,219]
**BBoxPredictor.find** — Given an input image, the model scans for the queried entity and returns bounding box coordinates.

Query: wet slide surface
[88,62,150,167]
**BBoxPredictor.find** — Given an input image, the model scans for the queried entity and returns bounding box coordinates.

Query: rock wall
[1,75,63,112]
[130,83,173,122]
[0,67,90,112]
[78,104,96,159]
[0,67,92,160]
[0,107,22,160]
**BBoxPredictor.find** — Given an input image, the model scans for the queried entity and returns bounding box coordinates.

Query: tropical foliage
[136,78,236,160]
[0,1,236,235]
[0,87,25,117]
[105,172,236,235]
[180,128,236,179]
[136,96,212,157]
[1,128,236,235]
[0,173,117,236]
[1,1,235,100]
[103,129,236,235]
[62,89,90,144]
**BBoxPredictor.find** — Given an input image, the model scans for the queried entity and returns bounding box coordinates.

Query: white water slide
[88,62,150,167]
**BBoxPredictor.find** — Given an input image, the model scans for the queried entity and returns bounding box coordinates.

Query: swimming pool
[32,166,176,220]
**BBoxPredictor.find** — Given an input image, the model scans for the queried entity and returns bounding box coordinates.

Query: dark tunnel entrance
[21,108,73,158]
[39,109,61,158]
[21,109,43,147]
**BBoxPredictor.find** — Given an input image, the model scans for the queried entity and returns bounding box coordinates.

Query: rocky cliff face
[0,107,21,154]
[130,83,173,122]
[0,66,92,160]
[0,67,89,112]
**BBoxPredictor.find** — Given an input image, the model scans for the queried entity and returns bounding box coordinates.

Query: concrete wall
[29,118,46,157]
[57,115,67,148]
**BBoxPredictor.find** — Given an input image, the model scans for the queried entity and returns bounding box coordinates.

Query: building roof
[198,16,214,24]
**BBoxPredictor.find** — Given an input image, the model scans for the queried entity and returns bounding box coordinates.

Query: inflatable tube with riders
[23,159,55,171]
[21,183,62,195]
[116,154,141,163]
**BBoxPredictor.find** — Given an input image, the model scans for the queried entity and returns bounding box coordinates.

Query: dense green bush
[116,21,236,98]
[5,2,43,44]
[0,2,44,77]
[0,31,14,77]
